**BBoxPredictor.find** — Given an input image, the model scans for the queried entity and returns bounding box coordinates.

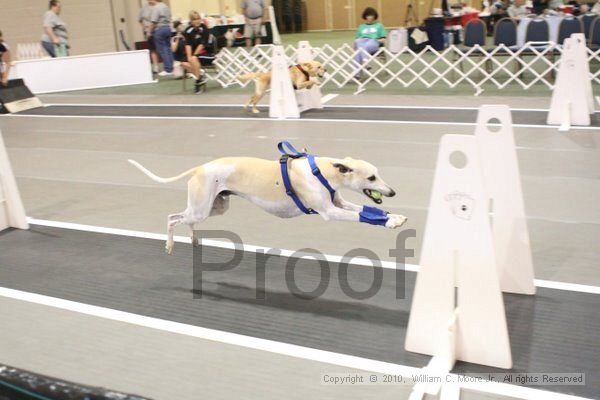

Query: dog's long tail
[128,159,197,183]
[237,72,261,83]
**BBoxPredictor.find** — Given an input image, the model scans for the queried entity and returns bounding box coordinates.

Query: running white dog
[129,145,407,254]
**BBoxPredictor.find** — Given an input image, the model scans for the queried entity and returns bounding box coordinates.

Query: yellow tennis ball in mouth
[371,190,382,200]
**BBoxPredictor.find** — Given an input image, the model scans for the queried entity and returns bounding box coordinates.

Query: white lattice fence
[212,42,600,95]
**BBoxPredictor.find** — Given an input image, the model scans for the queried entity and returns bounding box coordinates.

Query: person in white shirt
[508,0,529,18]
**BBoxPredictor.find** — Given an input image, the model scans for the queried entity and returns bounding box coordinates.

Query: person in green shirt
[354,7,386,77]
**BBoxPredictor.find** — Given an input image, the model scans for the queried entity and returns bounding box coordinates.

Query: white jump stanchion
[476,105,535,295]
[269,46,300,119]
[547,33,595,131]
[405,133,512,370]
[0,129,28,231]
[406,133,512,400]
[295,41,323,113]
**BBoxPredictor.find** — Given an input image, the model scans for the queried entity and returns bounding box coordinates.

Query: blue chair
[463,19,487,47]
[579,13,598,40]
[557,17,583,45]
[525,18,549,44]
[490,18,518,74]
[457,19,487,75]
[590,16,600,49]
[493,17,517,48]
[520,18,552,79]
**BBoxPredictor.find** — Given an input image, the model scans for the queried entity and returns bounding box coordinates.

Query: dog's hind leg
[167,211,187,254]
[251,81,268,114]
[190,193,230,247]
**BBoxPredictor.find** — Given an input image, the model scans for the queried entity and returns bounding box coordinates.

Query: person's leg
[148,36,159,73]
[41,41,56,58]
[188,55,202,80]
[156,27,174,73]
[254,19,262,45]
[354,38,369,67]
[364,39,381,56]
[244,20,253,47]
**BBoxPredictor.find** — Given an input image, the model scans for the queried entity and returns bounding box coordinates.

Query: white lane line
[0,286,420,375]
[43,102,555,112]
[25,218,600,295]
[0,286,592,400]
[6,113,599,131]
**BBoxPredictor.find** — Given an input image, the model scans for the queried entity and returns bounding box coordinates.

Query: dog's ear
[332,163,353,174]
[301,62,314,72]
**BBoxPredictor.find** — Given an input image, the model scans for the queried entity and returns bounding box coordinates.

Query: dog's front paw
[252,108,260,114]
[165,241,174,255]
[385,214,408,229]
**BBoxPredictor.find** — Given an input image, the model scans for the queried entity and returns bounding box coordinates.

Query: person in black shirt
[184,11,209,93]
[0,30,11,86]
[532,0,548,14]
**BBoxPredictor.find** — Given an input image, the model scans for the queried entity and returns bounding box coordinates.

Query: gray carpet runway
[16,105,600,126]
[0,225,598,398]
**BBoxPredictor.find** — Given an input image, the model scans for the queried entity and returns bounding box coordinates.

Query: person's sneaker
[194,76,207,94]
[158,71,173,77]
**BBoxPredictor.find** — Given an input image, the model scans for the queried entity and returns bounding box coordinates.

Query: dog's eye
[368,175,376,182]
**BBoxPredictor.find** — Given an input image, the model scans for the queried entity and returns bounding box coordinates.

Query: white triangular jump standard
[268,42,323,119]
[547,33,595,131]
[0,129,28,231]
[476,105,535,295]
[405,105,537,399]
[405,134,512,371]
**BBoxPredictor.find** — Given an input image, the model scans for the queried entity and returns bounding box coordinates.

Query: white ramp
[405,134,512,370]
[547,33,594,130]
[0,129,28,231]
[476,105,535,295]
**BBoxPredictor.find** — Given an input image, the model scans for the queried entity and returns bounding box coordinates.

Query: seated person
[548,0,564,9]
[171,21,190,77]
[491,0,511,16]
[508,0,528,18]
[184,11,211,93]
[0,30,10,86]
[354,7,386,77]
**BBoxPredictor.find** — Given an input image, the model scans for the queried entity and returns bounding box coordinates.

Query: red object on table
[461,12,480,26]
[560,5,573,14]
[444,16,462,27]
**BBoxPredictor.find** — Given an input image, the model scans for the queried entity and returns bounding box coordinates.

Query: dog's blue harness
[278,141,335,215]
[277,141,390,226]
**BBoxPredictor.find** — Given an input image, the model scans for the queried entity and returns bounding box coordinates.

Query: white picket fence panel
[211,42,600,95]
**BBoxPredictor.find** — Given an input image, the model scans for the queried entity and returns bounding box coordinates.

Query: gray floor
[1,93,599,400]
[0,225,598,399]
[2,94,599,286]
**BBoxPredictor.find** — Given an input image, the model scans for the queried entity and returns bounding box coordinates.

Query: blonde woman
[184,11,209,93]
